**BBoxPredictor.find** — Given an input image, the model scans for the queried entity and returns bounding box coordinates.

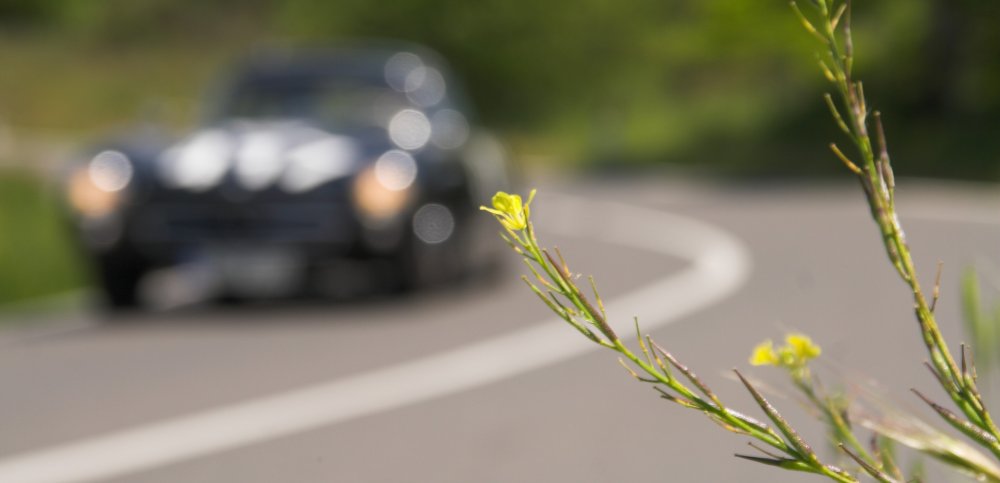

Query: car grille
[130,203,356,244]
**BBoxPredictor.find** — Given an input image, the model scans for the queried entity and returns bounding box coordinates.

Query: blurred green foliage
[0,171,84,304]
[1,0,999,177]
[0,0,999,304]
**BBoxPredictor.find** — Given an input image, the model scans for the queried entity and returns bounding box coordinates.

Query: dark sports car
[63,45,514,308]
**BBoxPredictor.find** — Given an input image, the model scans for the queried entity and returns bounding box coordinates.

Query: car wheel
[94,252,147,309]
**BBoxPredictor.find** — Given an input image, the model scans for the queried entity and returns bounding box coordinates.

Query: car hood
[152,119,398,194]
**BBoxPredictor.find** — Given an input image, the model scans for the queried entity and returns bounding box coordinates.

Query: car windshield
[222,76,414,130]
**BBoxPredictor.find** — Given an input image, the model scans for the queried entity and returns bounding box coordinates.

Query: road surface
[0,175,998,482]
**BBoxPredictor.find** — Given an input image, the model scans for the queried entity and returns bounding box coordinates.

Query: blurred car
[62,44,514,308]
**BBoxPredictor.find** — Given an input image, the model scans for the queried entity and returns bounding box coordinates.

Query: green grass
[0,170,86,305]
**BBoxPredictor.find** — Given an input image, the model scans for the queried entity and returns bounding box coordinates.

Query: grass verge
[0,170,86,306]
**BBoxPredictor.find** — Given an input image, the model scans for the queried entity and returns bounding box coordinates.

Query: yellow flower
[480,189,536,231]
[786,333,821,361]
[749,333,822,369]
[749,340,779,366]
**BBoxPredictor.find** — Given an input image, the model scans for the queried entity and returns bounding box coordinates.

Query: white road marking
[0,193,752,483]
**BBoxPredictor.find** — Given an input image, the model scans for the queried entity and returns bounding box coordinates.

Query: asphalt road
[1,175,999,483]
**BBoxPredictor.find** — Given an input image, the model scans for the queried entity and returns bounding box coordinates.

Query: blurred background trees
[1,0,999,304]
[2,0,999,178]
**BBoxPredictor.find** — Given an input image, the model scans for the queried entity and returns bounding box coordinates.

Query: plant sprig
[795,0,1000,464]
[481,1,1000,481]
[481,192,857,482]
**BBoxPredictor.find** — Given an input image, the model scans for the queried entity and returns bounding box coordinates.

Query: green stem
[802,0,1000,458]
[794,378,879,471]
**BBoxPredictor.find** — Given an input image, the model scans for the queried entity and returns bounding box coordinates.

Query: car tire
[94,251,147,309]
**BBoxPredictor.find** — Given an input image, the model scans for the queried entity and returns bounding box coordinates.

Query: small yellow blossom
[480,189,536,231]
[750,340,779,366]
[786,333,821,361]
[749,333,822,369]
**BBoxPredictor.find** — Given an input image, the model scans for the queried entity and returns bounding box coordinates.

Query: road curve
[0,190,751,483]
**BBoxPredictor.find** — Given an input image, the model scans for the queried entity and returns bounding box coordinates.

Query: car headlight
[67,150,133,218]
[351,150,418,225]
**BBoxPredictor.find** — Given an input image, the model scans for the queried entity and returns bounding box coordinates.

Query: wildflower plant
[482,189,858,481]
[482,0,1000,481]
[750,334,822,375]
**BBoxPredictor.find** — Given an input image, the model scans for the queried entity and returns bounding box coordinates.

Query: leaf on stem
[818,58,837,83]
[734,453,814,473]
[617,358,659,383]
[647,335,673,380]
[589,275,606,320]
[543,249,570,282]
[961,343,969,383]
[748,441,785,460]
[873,112,894,187]
[839,443,899,483]
[634,319,655,370]
[543,250,618,341]
[830,1,848,30]
[870,435,905,482]
[498,232,524,256]
[653,386,699,409]
[790,1,827,44]
[931,261,943,313]
[923,361,957,394]
[521,258,557,292]
[841,0,854,68]
[554,247,571,280]
[911,389,999,449]
[522,276,601,344]
[854,81,867,124]
[522,276,564,318]
[651,340,722,409]
[829,143,862,175]
[824,93,851,135]
[735,369,820,467]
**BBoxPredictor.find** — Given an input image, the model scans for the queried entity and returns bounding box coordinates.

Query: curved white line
[0,193,752,483]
